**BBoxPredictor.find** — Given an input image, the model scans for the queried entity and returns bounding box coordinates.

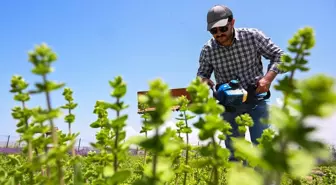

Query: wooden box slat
[137,88,191,114]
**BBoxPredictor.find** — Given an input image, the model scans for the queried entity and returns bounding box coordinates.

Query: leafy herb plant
[1,26,336,185]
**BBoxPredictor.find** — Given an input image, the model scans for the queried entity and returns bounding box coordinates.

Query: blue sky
[1,0,335,146]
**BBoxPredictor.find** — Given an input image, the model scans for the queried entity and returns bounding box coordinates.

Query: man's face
[209,19,234,45]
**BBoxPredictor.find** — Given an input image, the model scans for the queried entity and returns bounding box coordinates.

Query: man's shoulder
[235,27,270,41]
[200,28,264,49]
[235,27,264,38]
[235,27,261,33]
[201,38,218,50]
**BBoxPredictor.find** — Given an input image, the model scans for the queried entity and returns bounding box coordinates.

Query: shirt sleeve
[197,47,213,79]
[253,29,285,74]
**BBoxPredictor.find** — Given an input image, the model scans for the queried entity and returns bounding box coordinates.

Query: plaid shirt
[197,28,285,90]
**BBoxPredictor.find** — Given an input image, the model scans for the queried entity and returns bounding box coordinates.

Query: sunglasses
[209,26,229,34]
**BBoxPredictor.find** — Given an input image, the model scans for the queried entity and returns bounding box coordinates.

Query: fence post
[77,138,81,151]
[6,135,10,148]
[17,136,21,148]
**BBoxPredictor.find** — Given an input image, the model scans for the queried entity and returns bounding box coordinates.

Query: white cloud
[125,125,139,140]
[144,118,202,145]
[275,97,283,106]
[125,114,252,148]
[273,97,336,146]
[305,113,336,146]
[273,97,300,116]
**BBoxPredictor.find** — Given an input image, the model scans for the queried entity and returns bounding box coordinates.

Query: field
[0,152,336,185]
[1,27,336,185]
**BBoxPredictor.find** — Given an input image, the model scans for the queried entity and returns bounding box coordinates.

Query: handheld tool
[211,77,270,108]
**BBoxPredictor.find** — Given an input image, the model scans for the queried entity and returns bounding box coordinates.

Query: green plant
[2,26,336,185]
[226,27,336,185]
[138,102,153,165]
[130,79,184,185]
[174,95,195,185]
[186,77,232,184]
[8,75,35,184]
[61,87,78,157]
[4,43,80,185]
[88,76,132,184]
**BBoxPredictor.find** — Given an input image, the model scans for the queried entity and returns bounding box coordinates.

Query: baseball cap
[207,5,233,31]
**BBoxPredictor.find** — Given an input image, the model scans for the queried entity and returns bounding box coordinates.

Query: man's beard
[216,33,227,39]
[216,33,230,44]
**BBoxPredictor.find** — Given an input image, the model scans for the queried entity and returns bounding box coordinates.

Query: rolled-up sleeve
[197,47,213,79]
[253,29,285,74]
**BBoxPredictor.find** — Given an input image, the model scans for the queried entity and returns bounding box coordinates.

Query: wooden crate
[137,88,192,114]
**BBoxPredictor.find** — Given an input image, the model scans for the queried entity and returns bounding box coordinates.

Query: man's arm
[253,29,285,93]
[197,47,214,87]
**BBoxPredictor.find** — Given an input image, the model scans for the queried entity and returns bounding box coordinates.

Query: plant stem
[143,116,148,165]
[209,168,214,182]
[276,45,304,185]
[68,108,75,157]
[183,111,189,185]
[144,131,148,165]
[113,98,120,173]
[174,174,180,185]
[152,127,159,185]
[211,136,219,185]
[21,101,34,184]
[42,75,64,185]
[275,137,288,185]
[21,101,33,162]
[283,44,303,109]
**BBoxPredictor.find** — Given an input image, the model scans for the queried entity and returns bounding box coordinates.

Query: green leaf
[111,84,127,98]
[287,149,316,178]
[268,106,292,130]
[103,166,114,177]
[10,75,29,92]
[181,127,192,133]
[31,63,52,75]
[138,94,148,104]
[188,103,205,114]
[34,81,65,92]
[109,76,127,98]
[189,158,211,168]
[65,114,75,123]
[107,170,131,184]
[124,135,147,146]
[0,167,7,178]
[198,129,214,141]
[90,120,101,128]
[111,114,128,129]
[231,138,265,168]
[235,113,254,127]
[298,74,336,117]
[227,163,263,185]
[281,53,292,63]
[218,134,226,140]
[14,93,30,102]
[139,135,164,153]
[143,157,175,182]
[164,140,182,154]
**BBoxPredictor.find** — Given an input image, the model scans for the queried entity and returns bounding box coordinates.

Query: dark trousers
[221,100,270,161]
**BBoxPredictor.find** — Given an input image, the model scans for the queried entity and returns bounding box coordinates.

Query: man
[197,5,285,161]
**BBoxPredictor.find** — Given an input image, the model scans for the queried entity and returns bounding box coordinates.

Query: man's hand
[201,78,215,87]
[256,71,277,93]
[256,77,271,93]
